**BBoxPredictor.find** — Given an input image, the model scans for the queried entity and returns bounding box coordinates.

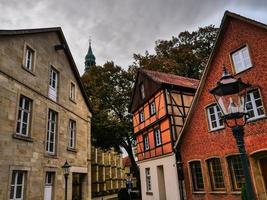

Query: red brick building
[177,11,267,200]
[129,69,198,200]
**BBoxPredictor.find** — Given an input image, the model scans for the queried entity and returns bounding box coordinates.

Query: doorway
[44,172,54,200]
[72,173,85,200]
[157,165,166,200]
[260,157,267,191]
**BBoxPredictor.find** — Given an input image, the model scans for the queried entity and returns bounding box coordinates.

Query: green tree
[81,62,140,183]
[130,25,218,79]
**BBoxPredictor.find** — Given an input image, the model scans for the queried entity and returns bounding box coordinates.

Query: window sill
[44,153,58,159]
[209,126,225,133]
[67,147,77,153]
[146,192,153,195]
[231,191,241,195]
[246,115,266,123]
[208,191,227,194]
[12,134,33,142]
[69,97,77,104]
[192,191,206,195]
[21,65,35,76]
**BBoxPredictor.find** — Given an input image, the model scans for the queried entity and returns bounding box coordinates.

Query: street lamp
[62,160,71,200]
[209,66,255,200]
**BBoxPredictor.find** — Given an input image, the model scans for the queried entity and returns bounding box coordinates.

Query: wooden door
[260,157,267,191]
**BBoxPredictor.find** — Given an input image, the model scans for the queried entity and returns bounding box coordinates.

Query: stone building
[177,11,267,200]
[91,147,125,199]
[129,69,198,200]
[0,28,92,200]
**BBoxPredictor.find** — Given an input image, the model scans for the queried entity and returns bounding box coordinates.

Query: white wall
[138,154,181,200]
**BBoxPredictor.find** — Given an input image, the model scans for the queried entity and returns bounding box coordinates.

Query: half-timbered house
[129,69,199,200]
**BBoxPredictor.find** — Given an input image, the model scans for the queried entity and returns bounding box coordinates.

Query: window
[189,161,204,191]
[245,89,265,121]
[139,110,144,123]
[145,168,152,192]
[207,158,225,191]
[46,109,57,154]
[144,134,149,151]
[231,46,252,73]
[227,155,244,191]
[154,128,162,146]
[140,83,145,99]
[68,120,76,149]
[44,172,54,200]
[24,46,34,71]
[16,96,32,136]
[149,101,156,116]
[10,171,25,200]
[70,82,76,101]
[207,105,224,131]
[48,68,58,101]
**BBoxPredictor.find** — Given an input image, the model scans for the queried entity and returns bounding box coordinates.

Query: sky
[1,0,267,75]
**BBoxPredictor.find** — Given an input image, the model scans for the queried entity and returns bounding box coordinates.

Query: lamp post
[62,160,71,200]
[209,66,256,200]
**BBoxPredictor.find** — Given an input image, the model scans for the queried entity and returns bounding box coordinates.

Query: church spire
[85,37,96,71]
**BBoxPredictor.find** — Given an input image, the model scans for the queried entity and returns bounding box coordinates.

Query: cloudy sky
[1,0,267,74]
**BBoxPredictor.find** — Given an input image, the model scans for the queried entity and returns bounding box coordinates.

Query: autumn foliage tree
[81,25,218,194]
[130,25,218,79]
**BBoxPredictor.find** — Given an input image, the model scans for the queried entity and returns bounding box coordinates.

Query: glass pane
[209,107,214,114]
[210,114,216,121]
[22,123,27,135]
[16,186,22,198]
[255,99,262,107]
[16,122,21,133]
[10,185,15,199]
[253,90,260,99]
[24,99,30,110]
[17,172,23,184]
[257,107,264,116]
[49,143,54,152]
[23,112,28,123]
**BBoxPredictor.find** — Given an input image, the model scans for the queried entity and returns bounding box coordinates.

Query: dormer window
[231,46,252,74]
[140,83,145,99]
[23,45,35,72]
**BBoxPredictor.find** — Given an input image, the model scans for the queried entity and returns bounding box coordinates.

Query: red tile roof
[142,69,199,89]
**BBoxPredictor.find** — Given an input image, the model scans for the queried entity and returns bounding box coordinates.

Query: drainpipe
[166,88,185,200]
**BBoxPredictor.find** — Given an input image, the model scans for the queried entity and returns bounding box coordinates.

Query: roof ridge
[141,68,199,82]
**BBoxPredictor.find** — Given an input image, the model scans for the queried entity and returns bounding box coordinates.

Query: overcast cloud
[1,0,267,74]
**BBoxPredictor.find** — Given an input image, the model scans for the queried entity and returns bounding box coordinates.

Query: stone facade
[91,146,125,199]
[0,28,92,200]
[179,12,267,200]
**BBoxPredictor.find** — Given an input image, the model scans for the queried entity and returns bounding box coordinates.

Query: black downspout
[166,88,185,200]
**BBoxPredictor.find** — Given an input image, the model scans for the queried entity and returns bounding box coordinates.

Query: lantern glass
[62,160,71,176]
[210,67,251,123]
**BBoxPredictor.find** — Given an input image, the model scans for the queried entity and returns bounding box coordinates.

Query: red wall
[180,17,267,200]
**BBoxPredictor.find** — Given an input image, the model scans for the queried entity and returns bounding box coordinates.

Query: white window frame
[207,105,224,131]
[154,128,162,146]
[10,171,25,200]
[139,110,145,123]
[149,101,156,116]
[145,168,152,192]
[46,110,57,154]
[68,120,76,149]
[245,89,265,121]
[16,96,31,136]
[144,134,149,151]
[70,82,76,101]
[231,46,252,74]
[48,68,58,101]
[24,46,34,71]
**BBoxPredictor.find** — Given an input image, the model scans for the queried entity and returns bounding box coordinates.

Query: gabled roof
[142,69,199,89]
[174,10,267,149]
[0,27,92,112]
[129,69,199,113]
